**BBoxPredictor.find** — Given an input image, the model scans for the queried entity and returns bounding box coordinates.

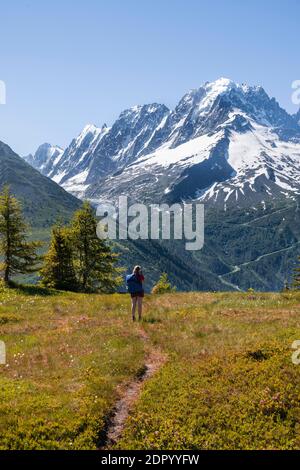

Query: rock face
[294,109,300,126]
[24,143,64,178]
[27,78,300,209]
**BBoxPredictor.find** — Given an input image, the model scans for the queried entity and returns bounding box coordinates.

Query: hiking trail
[99,327,166,449]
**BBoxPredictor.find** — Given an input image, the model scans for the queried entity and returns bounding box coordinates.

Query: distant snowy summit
[25,78,300,209]
[24,143,64,177]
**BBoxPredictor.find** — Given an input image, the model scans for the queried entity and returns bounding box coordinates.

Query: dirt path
[99,327,166,449]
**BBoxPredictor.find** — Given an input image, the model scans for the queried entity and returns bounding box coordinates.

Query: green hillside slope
[25,197,300,292]
[0,141,81,226]
[116,198,300,292]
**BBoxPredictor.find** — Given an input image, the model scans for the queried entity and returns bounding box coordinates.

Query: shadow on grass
[10,282,62,297]
[142,317,162,324]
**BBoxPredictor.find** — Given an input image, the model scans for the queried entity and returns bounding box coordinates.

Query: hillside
[116,197,300,292]
[21,196,300,292]
[0,141,81,226]
[1,287,300,450]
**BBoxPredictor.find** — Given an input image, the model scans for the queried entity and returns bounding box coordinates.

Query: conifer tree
[293,256,300,289]
[0,186,42,285]
[70,201,121,292]
[151,272,176,294]
[40,224,78,291]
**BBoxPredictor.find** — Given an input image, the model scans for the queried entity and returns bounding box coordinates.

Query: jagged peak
[203,77,236,92]
[36,142,52,151]
[120,102,169,118]
[72,123,109,151]
[182,78,269,104]
[294,108,300,123]
[81,123,100,134]
[35,143,63,155]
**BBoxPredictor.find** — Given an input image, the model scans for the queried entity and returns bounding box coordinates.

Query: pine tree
[151,272,176,294]
[40,224,78,291]
[0,186,42,285]
[293,256,300,289]
[70,201,121,292]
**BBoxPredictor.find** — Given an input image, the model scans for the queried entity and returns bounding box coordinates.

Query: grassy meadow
[1,286,300,449]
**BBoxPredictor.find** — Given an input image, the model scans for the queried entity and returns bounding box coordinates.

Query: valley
[1,78,300,291]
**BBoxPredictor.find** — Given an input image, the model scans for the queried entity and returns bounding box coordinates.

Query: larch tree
[70,201,122,292]
[0,186,42,285]
[40,224,78,291]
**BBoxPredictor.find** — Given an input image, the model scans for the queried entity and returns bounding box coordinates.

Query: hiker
[126,266,144,321]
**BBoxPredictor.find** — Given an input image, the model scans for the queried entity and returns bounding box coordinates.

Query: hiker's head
[133,265,141,275]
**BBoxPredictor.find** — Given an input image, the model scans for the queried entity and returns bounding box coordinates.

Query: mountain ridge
[0,141,81,226]
[26,78,300,210]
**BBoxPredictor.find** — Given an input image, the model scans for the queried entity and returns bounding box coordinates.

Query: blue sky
[0,0,299,155]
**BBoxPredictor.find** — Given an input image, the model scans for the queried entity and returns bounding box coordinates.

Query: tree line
[0,186,122,292]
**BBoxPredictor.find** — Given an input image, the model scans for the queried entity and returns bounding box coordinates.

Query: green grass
[0,286,145,449]
[117,291,300,450]
[1,287,300,449]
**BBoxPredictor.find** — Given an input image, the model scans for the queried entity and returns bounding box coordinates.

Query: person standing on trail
[126,266,144,321]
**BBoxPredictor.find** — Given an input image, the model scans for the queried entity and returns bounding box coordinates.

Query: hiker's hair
[133,265,141,274]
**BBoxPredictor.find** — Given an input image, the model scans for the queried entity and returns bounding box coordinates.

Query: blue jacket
[126,274,143,294]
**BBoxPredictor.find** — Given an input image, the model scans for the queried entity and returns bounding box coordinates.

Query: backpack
[126,274,143,294]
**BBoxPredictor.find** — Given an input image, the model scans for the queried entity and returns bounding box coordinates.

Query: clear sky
[0,0,299,155]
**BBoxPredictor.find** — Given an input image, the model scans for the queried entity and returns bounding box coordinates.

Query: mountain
[29,78,300,210]
[117,196,300,292]
[47,104,170,198]
[48,124,111,198]
[22,79,300,291]
[0,141,81,226]
[294,109,300,126]
[24,143,64,177]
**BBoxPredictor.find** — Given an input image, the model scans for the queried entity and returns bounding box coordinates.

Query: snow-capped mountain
[24,143,64,176]
[294,109,300,126]
[48,124,109,198]
[51,104,170,198]
[28,78,300,209]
